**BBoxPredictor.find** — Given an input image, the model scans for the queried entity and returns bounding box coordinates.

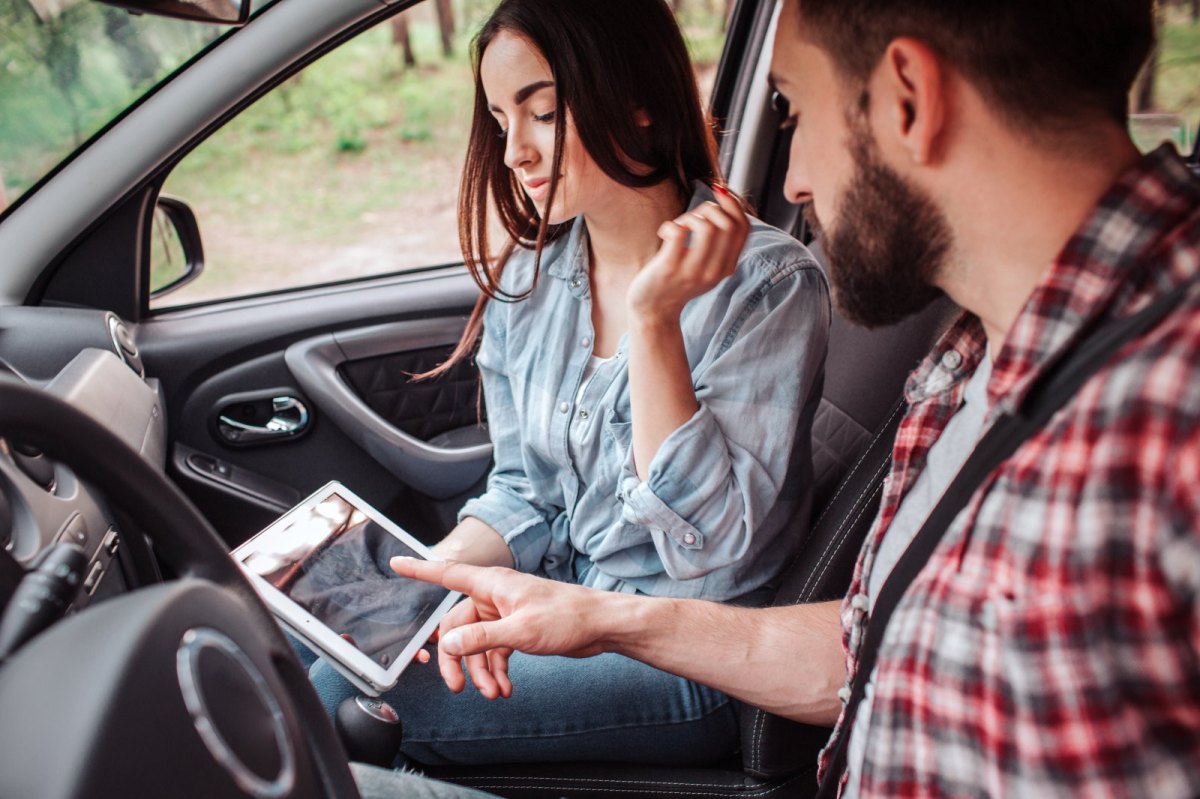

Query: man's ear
[873,37,946,165]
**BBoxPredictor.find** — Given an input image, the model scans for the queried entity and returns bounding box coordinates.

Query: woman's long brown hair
[419,0,722,379]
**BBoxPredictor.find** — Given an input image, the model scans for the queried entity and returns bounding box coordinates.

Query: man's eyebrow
[487,80,556,112]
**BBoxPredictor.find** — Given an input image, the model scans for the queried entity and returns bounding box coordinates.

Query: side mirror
[149,195,205,300]
[96,0,251,26]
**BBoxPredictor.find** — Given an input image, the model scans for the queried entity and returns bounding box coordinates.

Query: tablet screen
[237,492,452,669]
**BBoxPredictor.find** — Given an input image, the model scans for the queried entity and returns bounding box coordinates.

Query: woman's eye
[533,111,556,124]
[496,127,508,139]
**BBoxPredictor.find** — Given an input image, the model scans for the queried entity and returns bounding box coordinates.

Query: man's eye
[770,90,790,118]
[533,111,556,124]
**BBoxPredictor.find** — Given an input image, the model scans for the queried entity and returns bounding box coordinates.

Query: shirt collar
[907,144,1200,413]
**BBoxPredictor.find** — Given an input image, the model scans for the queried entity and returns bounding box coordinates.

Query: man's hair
[794,0,1155,135]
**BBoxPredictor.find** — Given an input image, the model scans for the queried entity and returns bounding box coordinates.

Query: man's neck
[936,128,1142,354]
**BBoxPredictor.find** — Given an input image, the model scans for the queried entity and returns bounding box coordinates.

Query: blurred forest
[0,0,1197,303]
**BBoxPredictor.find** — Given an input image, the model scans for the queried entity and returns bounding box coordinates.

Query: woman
[309,0,829,766]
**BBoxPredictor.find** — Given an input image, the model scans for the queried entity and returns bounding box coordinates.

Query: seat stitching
[454,771,811,797]
[748,473,886,770]
[792,455,889,605]
[791,472,886,607]
[808,400,902,534]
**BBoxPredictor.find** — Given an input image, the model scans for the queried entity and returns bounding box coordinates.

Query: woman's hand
[626,185,750,323]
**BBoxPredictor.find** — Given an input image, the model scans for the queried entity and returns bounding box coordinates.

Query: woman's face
[480,30,615,225]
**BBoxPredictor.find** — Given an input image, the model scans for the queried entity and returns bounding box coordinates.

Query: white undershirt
[568,355,610,465]
[843,350,993,797]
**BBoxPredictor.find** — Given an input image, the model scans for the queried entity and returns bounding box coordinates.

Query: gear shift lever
[335,695,404,767]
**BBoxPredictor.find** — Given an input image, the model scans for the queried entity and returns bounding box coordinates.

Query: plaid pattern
[821,145,1200,796]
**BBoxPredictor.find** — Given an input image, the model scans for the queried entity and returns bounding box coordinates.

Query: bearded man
[368,0,1200,795]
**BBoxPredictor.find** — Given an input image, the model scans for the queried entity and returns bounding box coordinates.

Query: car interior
[0,0,1050,795]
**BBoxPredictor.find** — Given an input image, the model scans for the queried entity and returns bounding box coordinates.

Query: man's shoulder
[1082,288,1200,453]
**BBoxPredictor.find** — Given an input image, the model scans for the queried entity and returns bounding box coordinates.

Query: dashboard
[0,307,166,612]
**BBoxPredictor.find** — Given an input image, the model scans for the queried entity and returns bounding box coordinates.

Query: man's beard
[806,122,950,328]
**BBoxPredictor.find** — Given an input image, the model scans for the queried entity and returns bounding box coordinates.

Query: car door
[2,0,493,549]
[3,0,739,550]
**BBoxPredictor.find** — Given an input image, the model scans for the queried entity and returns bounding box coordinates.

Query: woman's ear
[634,108,653,128]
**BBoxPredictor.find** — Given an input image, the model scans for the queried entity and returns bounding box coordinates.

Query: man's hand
[390,557,608,699]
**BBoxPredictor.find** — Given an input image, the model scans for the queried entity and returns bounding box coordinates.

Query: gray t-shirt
[843,351,993,797]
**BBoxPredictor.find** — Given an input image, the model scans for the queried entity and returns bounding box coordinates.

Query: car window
[1130,4,1200,153]
[0,0,232,216]
[150,0,732,309]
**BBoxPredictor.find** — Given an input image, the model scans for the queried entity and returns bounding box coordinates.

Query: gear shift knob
[335,695,403,768]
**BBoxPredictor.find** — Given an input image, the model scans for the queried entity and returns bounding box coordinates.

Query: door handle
[217,395,310,445]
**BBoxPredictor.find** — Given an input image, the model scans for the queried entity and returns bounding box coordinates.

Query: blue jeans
[305,644,739,767]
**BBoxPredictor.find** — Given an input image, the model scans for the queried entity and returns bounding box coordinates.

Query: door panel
[286,319,491,500]
[138,268,487,547]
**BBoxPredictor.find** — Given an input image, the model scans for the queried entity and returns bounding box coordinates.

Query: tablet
[231,481,461,696]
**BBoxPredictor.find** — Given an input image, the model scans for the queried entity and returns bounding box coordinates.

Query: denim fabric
[460,183,830,601]
[310,648,739,767]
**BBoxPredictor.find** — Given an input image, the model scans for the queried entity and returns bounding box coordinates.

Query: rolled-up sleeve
[457,300,557,573]
[617,260,829,581]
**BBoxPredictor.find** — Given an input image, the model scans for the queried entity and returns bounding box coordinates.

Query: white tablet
[231,481,461,696]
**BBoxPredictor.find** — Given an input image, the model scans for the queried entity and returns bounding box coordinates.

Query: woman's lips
[524,178,550,202]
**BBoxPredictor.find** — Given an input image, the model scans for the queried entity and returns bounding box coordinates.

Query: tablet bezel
[232,480,461,696]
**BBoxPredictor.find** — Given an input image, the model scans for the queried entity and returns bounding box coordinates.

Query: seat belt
[816,273,1200,798]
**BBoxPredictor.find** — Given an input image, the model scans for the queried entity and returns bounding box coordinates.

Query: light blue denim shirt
[459,184,830,601]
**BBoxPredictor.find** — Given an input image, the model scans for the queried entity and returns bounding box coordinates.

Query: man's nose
[783,165,813,207]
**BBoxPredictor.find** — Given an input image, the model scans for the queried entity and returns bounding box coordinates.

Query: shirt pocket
[602,411,633,487]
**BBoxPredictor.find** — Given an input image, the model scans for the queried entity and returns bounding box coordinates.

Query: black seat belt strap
[816,274,1200,798]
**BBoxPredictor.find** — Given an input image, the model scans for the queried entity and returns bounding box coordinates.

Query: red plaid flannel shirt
[819,145,1200,796]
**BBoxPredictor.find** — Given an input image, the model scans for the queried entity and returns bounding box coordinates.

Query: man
[371,0,1200,794]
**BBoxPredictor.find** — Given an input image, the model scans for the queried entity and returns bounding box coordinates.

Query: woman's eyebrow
[515,80,554,104]
[487,80,555,113]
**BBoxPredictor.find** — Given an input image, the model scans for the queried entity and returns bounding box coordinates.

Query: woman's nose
[504,125,536,170]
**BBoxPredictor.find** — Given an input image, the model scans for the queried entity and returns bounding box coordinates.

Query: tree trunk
[391,14,416,69]
[436,0,455,57]
[1192,0,1199,23]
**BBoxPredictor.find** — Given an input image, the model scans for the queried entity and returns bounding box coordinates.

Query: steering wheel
[0,377,360,799]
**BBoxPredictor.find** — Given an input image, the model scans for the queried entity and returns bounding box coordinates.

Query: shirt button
[837,686,852,703]
[980,600,998,632]
[559,401,570,414]
[570,278,582,289]
[941,350,963,370]
[580,337,590,348]
[683,533,696,545]
[850,593,869,611]
[579,409,589,420]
